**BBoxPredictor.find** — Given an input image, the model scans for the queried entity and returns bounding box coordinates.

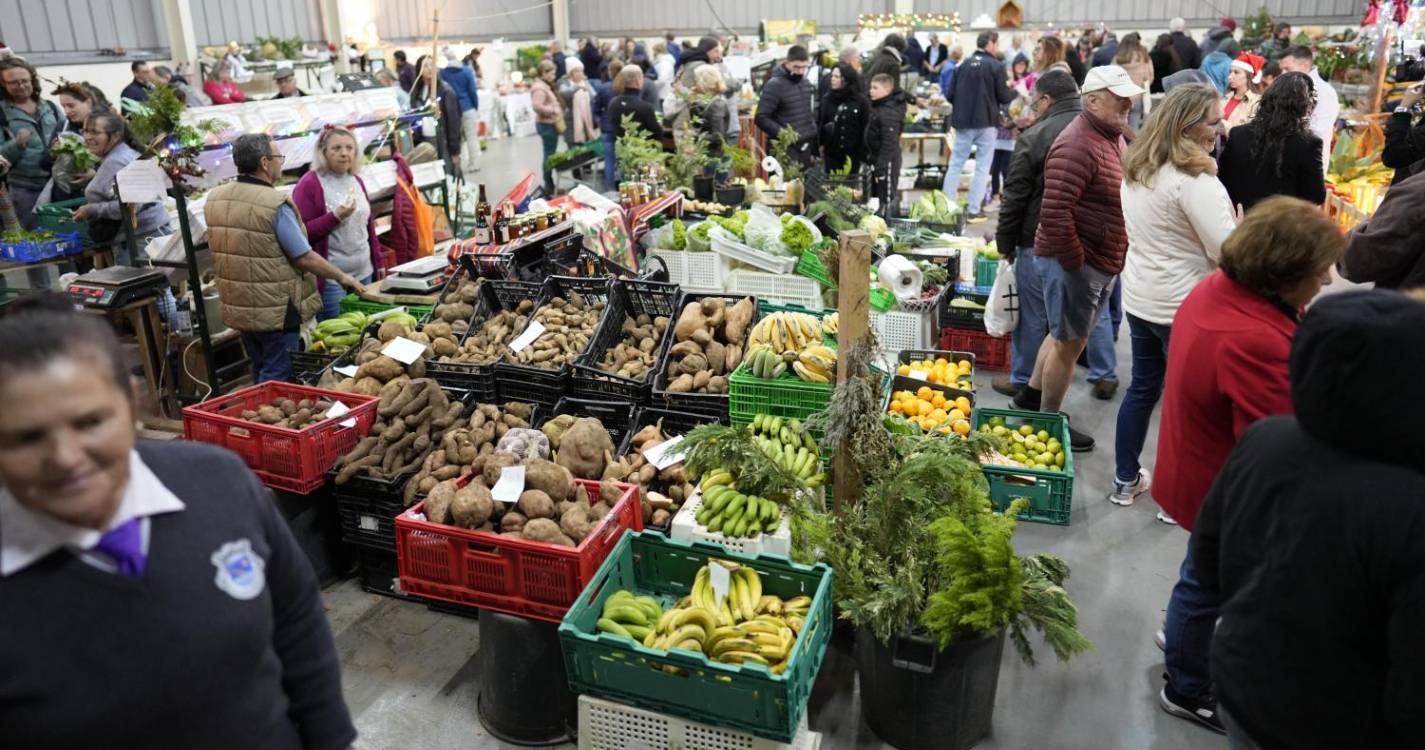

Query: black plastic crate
[423,279,541,402]
[290,350,337,386]
[941,282,991,330]
[615,406,723,457]
[333,472,410,552]
[539,230,588,277]
[540,396,638,450]
[650,292,759,422]
[460,247,516,280]
[495,276,612,411]
[353,544,415,600]
[572,278,681,403]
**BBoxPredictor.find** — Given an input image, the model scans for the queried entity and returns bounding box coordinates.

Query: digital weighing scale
[66,266,170,309]
[380,255,453,294]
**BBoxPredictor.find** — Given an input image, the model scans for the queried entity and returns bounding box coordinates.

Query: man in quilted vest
[1014,65,1141,451]
[207,134,366,383]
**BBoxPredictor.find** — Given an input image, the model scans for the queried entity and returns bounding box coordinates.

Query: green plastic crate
[971,408,1075,526]
[338,293,433,321]
[35,198,90,245]
[975,254,998,287]
[794,249,835,289]
[558,531,834,743]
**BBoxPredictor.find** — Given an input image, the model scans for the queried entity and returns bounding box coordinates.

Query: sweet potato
[554,418,615,480]
[559,503,593,543]
[425,480,459,525]
[723,297,754,343]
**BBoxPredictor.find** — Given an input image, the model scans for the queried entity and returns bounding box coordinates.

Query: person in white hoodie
[1108,84,1238,509]
[650,43,676,109]
[1277,45,1338,174]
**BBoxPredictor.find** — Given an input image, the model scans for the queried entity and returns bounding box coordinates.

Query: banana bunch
[749,415,824,487]
[744,343,837,383]
[822,312,838,335]
[640,561,811,674]
[695,470,782,538]
[311,312,370,354]
[595,590,664,642]
[747,311,822,354]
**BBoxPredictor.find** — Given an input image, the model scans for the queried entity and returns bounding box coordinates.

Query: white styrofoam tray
[669,489,792,557]
[578,695,822,750]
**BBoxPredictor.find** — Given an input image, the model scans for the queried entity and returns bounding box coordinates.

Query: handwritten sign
[115,159,173,203]
[508,321,546,354]
[491,466,526,504]
[709,562,731,608]
[324,400,357,428]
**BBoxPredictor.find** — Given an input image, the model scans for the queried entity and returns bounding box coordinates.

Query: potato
[522,518,564,544]
[482,451,520,488]
[496,428,551,462]
[451,483,495,528]
[517,489,556,520]
[560,503,593,543]
[425,480,459,525]
[357,355,405,383]
[573,483,590,506]
[500,511,528,533]
[524,458,573,502]
[651,509,672,527]
[257,405,285,424]
[589,501,612,518]
[554,418,615,480]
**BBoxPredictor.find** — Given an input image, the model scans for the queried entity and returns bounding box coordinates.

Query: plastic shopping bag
[984,259,1019,337]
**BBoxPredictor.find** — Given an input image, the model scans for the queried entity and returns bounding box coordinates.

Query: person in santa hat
[1223,53,1263,132]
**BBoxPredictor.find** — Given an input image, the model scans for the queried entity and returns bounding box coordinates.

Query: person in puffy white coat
[1109,84,1237,509]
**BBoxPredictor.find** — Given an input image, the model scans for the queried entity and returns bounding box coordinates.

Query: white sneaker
[1107,469,1151,506]
[1156,510,1178,525]
[1155,626,1166,651]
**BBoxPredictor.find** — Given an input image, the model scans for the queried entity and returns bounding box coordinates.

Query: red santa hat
[1231,53,1264,84]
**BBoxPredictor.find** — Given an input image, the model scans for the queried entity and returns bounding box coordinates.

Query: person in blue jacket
[439,47,480,176]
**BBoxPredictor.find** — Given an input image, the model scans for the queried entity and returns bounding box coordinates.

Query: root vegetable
[451,483,495,528]
[524,458,573,502]
[425,480,458,524]
[496,428,550,461]
[517,489,556,519]
[554,418,615,480]
[560,504,592,543]
[522,518,564,544]
[482,451,520,487]
[651,509,671,527]
[500,512,527,533]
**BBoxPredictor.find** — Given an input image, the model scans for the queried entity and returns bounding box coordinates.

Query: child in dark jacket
[865,74,907,217]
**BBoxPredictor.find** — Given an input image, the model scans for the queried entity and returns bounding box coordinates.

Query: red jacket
[1033,112,1129,274]
[1154,271,1296,530]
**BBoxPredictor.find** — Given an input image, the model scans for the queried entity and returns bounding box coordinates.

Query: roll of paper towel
[878,254,924,302]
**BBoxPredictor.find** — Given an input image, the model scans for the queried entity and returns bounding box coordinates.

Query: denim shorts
[1033,255,1116,342]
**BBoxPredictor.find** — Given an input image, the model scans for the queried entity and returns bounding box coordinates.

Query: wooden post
[832,230,872,514]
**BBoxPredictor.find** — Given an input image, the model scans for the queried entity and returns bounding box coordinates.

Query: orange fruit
[916,386,933,400]
[917,401,933,416]
[956,397,972,413]
[952,420,971,436]
[897,364,911,376]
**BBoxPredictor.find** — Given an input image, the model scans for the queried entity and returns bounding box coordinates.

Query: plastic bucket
[476,611,577,746]
[715,184,746,206]
[855,626,1006,750]
[693,175,715,202]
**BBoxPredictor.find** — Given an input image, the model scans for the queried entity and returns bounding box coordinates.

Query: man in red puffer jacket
[1014,65,1143,451]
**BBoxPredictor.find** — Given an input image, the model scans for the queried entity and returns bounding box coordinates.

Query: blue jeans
[537,122,559,193]
[1114,314,1171,483]
[602,131,617,189]
[1165,543,1217,700]
[319,274,372,322]
[1010,249,1047,387]
[242,329,301,384]
[1086,301,1117,383]
[944,127,998,216]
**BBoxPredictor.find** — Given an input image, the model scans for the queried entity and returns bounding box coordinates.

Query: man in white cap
[271,66,306,99]
[1012,65,1142,452]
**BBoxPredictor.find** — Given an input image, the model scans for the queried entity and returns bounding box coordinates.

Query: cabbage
[859,214,888,238]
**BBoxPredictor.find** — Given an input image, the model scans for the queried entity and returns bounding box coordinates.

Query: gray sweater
[85,142,171,240]
[0,441,356,750]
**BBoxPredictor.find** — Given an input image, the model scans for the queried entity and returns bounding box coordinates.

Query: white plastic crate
[669,490,792,556]
[578,695,822,750]
[726,270,823,310]
[647,249,730,293]
[711,232,799,275]
[872,309,936,357]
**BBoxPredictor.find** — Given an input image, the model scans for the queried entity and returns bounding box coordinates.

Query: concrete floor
[324,135,1227,750]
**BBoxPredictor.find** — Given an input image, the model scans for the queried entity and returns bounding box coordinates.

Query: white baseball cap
[1081,65,1144,98]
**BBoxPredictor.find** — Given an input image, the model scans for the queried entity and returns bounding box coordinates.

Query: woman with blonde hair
[530,59,564,193]
[1109,84,1236,510]
[690,64,730,154]
[1114,32,1155,127]
[291,126,383,320]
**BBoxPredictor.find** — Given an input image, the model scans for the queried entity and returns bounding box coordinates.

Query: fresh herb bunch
[806,186,869,234]
[722,138,756,179]
[615,113,668,179]
[2,229,56,244]
[49,133,100,171]
[769,127,805,183]
[680,423,812,504]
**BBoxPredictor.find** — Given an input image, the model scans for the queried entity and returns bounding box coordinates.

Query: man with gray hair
[1169,18,1201,70]
[206,133,365,383]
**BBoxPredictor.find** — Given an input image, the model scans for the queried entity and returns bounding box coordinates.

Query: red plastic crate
[182,382,379,494]
[395,477,643,622]
[940,327,1011,371]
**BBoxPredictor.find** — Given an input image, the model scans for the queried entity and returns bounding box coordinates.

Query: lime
[1018,425,1035,436]
[1036,430,1051,443]
[1055,452,1065,467]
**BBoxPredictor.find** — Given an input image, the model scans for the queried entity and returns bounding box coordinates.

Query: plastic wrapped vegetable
[671,218,687,250]
[687,221,714,252]
[780,216,817,255]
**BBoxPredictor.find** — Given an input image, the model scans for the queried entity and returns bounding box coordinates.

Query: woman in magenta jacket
[1151,196,1345,733]
[291,127,384,320]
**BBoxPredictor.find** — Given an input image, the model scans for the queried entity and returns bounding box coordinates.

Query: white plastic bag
[742,204,784,253]
[984,259,1019,337]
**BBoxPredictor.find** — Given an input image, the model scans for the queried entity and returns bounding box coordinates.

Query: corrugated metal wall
[913,0,1363,26]
[375,0,553,43]
[0,0,167,58]
[189,0,324,47]
[567,0,893,36]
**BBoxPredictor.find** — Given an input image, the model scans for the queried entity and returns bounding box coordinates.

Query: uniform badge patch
[210,539,266,600]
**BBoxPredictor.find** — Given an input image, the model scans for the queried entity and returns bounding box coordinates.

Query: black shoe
[1064,418,1095,452]
[1159,684,1226,734]
[1012,386,1042,411]
[991,376,1021,398]
[1076,349,1089,368]
[1091,379,1118,400]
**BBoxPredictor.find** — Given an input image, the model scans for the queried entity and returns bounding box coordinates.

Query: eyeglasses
[263,153,286,162]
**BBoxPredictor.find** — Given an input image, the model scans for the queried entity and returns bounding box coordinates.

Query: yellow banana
[718,599,736,627]
[758,595,782,615]
[668,623,708,646]
[770,660,789,674]
[783,596,812,610]
[711,637,760,658]
[787,615,804,634]
[656,608,679,634]
[719,650,769,665]
[738,619,781,637]
[705,625,742,649]
[757,643,789,661]
[749,632,784,649]
[643,630,658,648]
[740,567,763,612]
[734,575,756,622]
[781,625,797,648]
[672,607,717,636]
[792,361,829,383]
[675,639,704,653]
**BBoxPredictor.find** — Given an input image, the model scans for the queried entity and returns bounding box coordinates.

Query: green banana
[597,618,634,639]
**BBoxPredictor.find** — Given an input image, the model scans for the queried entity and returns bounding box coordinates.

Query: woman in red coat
[1153,196,1346,733]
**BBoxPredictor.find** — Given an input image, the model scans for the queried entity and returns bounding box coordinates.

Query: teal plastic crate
[35,198,90,244]
[971,408,1075,525]
[558,531,833,743]
[338,293,434,321]
[974,254,998,287]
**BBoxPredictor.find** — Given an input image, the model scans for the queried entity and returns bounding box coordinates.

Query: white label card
[709,562,731,609]
[324,399,357,428]
[508,321,546,354]
[642,435,686,470]
[359,515,379,531]
[333,364,359,377]
[115,159,173,203]
[381,336,427,365]
[491,466,525,504]
[907,369,929,381]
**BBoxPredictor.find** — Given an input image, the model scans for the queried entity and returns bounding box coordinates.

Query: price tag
[642,435,686,470]
[491,466,525,504]
[359,515,379,531]
[381,336,427,365]
[508,321,546,354]
[709,562,731,608]
[324,400,357,428]
[333,364,359,378]
[907,369,929,382]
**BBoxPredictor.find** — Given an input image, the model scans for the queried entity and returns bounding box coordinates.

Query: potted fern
[795,349,1091,750]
